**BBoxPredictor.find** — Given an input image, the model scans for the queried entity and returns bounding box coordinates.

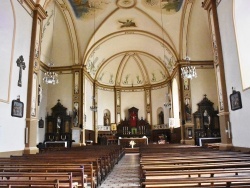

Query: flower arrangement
[129,140,136,148]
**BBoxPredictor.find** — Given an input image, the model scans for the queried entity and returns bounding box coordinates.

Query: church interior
[1,0,250,187]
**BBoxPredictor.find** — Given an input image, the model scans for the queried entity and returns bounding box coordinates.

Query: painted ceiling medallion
[117,0,136,9]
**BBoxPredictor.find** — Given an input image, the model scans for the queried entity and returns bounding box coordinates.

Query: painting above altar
[116,107,151,137]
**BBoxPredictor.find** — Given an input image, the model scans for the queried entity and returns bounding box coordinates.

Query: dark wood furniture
[45,100,73,147]
[193,95,220,146]
[116,107,151,138]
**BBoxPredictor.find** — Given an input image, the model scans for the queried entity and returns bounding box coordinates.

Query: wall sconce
[90,96,97,112]
[90,105,97,112]
[164,102,171,108]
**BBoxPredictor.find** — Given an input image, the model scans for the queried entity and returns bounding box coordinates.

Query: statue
[104,113,110,126]
[57,116,61,133]
[203,110,211,126]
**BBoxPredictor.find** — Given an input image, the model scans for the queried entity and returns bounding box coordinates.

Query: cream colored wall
[151,87,169,125]
[120,91,145,121]
[84,78,93,130]
[188,0,214,61]
[46,73,73,114]
[190,69,218,113]
[97,89,115,125]
[0,0,32,154]
[40,1,73,67]
[37,71,47,143]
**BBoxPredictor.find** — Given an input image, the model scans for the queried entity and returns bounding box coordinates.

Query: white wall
[0,1,32,153]
[172,78,180,127]
[218,0,250,148]
[233,0,250,90]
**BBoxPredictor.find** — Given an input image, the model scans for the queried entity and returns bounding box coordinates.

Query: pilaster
[24,3,46,154]
[203,0,232,150]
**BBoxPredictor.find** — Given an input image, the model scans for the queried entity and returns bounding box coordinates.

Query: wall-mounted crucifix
[16,55,26,87]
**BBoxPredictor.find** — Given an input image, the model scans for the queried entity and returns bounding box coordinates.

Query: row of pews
[139,144,250,188]
[0,145,125,188]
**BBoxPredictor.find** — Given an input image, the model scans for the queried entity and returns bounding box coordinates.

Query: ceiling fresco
[69,0,183,19]
[41,0,212,90]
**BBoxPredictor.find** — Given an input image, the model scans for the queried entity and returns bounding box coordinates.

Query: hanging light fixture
[90,96,97,112]
[43,0,59,85]
[181,56,197,79]
[90,5,97,112]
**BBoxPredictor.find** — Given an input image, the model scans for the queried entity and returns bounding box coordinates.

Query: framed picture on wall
[11,99,24,118]
[230,90,242,111]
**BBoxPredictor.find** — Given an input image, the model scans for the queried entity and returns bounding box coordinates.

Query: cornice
[22,0,47,19]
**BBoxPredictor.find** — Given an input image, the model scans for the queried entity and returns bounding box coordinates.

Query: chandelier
[43,0,59,85]
[90,105,97,112]
[43,62,59,84]
[90,96,97,112]
[181,56,197,79]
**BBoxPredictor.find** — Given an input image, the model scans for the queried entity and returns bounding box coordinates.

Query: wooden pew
[0,172,73,187]
[0,179,60,188]
[142,175,250,187]
[0,166,86,188]
[139,144,250,188]
[0,145,125,188]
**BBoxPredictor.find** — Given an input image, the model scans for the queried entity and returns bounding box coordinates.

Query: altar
[116,107,151,138]
[118,137,148,148]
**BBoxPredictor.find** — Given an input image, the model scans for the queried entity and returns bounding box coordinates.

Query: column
[203,0,232,150]
[24,4,47,154]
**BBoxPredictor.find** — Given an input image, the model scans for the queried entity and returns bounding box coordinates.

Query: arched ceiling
[40,0,213,89]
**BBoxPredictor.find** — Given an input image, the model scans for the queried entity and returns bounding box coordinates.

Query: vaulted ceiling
[40,0,213,89]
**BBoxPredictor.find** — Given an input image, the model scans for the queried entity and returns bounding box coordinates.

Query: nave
[99,153,140,188]
[2,144,250,187]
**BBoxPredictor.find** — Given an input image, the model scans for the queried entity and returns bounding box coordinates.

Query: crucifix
[16,55,26,87]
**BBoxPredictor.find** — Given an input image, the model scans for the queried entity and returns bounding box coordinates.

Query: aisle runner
[100,153,140,188]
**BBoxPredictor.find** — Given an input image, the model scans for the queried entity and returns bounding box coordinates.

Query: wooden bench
[0,179,60,188]
[0,166,87,188]
[0,172,74,187]
[139,144,250,188]
[142,175,250,187]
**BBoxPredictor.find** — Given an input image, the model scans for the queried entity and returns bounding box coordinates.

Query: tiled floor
[99,153,141,188]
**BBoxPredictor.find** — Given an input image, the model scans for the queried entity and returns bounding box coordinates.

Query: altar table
[118,137,148,148]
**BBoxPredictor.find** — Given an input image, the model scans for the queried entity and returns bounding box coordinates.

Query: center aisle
[99,153,140,188]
